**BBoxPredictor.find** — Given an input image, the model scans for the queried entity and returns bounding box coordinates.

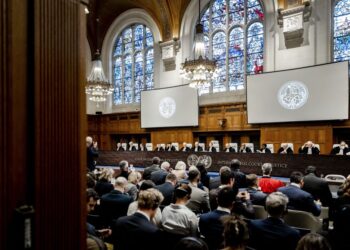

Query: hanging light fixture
[85,50,113,104]
[180,0,217,90]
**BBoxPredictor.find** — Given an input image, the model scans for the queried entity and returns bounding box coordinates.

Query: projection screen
[141,85,199,128]
[247,61,349,124]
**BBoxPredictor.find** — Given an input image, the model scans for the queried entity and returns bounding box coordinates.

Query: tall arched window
[112,24,154,104]
[200,0,264,94]
[333,0,350,62]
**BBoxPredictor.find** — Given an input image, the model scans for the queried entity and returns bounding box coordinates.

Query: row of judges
[114,140,350,155]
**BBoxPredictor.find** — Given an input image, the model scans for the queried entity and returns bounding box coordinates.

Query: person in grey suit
[143,157,161,180]
[186,169,210,214]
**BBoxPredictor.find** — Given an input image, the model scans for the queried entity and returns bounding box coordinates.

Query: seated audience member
[143,156,161,180]
[165,143,177,152]
[258,163,285,193]
[95,168,114,197]
[239,143,252,153]
[332,178,350,250]
[180,142,191,152]
[257,143,271,154]
[277,143,293,154]
[86,189,110,250]
[193,141,203,152]
[174,237,208,250]
[278,171,321,216]
[200,187,237,250]
[172,161,187,181]
[224,143,236,153]
[209,166,227,190]
[113,189,164,250]
[116,142,124,151]
[128,141,136,151]
[139,143,147,151]
[246,174,267,206]
[330,140,350,155]
[162,183,198,236]
[117,160,129,179]
[125,171,142,200]
[151,161,171,185]
[156,173,177,207]
[154,144,165,152]
[230,159,246,189]
[298,141,320,155]
[186,169,210,214]
[127,181,162,227]
[209,167,234,209]
[207,142,217,152]
[248,192,300,250]
[196,162,210,189]
[87,136,99,172]
[87,173,96,189]
[296,233,331,250]
[222,215,249,250]
[302,166,332,207]
[100,177,133,227]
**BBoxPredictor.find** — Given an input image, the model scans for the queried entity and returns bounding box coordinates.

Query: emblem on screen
[159,97,176,118]
[277,81,309,110]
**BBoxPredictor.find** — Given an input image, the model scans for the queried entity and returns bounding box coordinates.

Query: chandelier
[85,51,113,104]
[180,0,217,90]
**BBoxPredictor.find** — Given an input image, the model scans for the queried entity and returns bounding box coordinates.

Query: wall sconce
[218,118,227,128]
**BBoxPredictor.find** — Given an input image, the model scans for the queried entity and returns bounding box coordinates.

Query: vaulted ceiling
[87,0,191,54]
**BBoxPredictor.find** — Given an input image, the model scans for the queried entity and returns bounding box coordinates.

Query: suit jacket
[208,147,217,152]
[298,146,320,155]
[232,169,247,189]
[95,180,114,197]
[139,146,147,151]
[331,146,350,155]
[247,187,267,206]
[225,147,236,153]
[192,146,203,152]
[142,164,160,180]
[258,176,285,194]
[113,212,162,250]
[154,147,164,152]
[277,185,321,216]
[261,147,271,154]
[199,210,230,250]
[277,147,294,154]
[248,217,300,250]
[240,147,252,153]
[302,173,333,207]
[180,146,191,152]
[150,169,168,185]
[186,183,210,214]
[128,146,136,151]
[156,182,175,206]
[165,146,177,152]
[87,146,98,172]
[100,190,133,227]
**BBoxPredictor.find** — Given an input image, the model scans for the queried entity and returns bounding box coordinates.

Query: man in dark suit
[156,173,177,206]
[277,143,293,154]
[302,166,333,207]
[86,136,99,172]
[154,144,165,152]
[258,144,271,154]
[239,143,252,153]
[248,192,300,250]
[180,142,191,152]
[128,141,137,151]
[116,142,125,151]
[113,189,164,250]
[200,187,237,250]
[278,171,321,216]
[230,159,246,189]
[331,141,350,155]
[165,143,177,152]
[100,177,133,227]
[224,143,236,153]
[246,174,267,206]
[209,167,234,210]
[298,141,320,155]
[192,141,203,152]
[151,161,171,185]
[143,156,161,180]
[208,142,217,152]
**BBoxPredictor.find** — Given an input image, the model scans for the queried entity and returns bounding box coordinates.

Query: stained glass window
[333,0,350,62]
[112,24,154,104]
[199,0,264,93]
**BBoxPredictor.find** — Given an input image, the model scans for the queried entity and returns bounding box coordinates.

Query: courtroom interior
[1,0,350,250]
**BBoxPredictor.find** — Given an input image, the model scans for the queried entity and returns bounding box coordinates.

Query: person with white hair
[277,143,293,154]
[180,142,191,152]
[116,142,125,151]
[172,161,187,180]
[248,192,300,250]
[258,163,285,193]
[128,141,137,151]
[150,161,172,185]
[298,141,320,155]
[330,140,350,155]
[86,136,98,172]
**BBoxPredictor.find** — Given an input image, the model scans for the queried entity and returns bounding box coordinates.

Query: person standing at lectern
[298,141,320,155]
[331,141,350,155]
[180,142,191,152]
[277,143,293,154]
[192,141,203,152]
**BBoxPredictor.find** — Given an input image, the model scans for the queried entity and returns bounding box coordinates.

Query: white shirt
[307,147,312,155]
[136,210,151,221]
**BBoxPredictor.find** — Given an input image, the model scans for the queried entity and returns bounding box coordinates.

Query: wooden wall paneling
[199,115,207,130]
[34,0,85,249]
